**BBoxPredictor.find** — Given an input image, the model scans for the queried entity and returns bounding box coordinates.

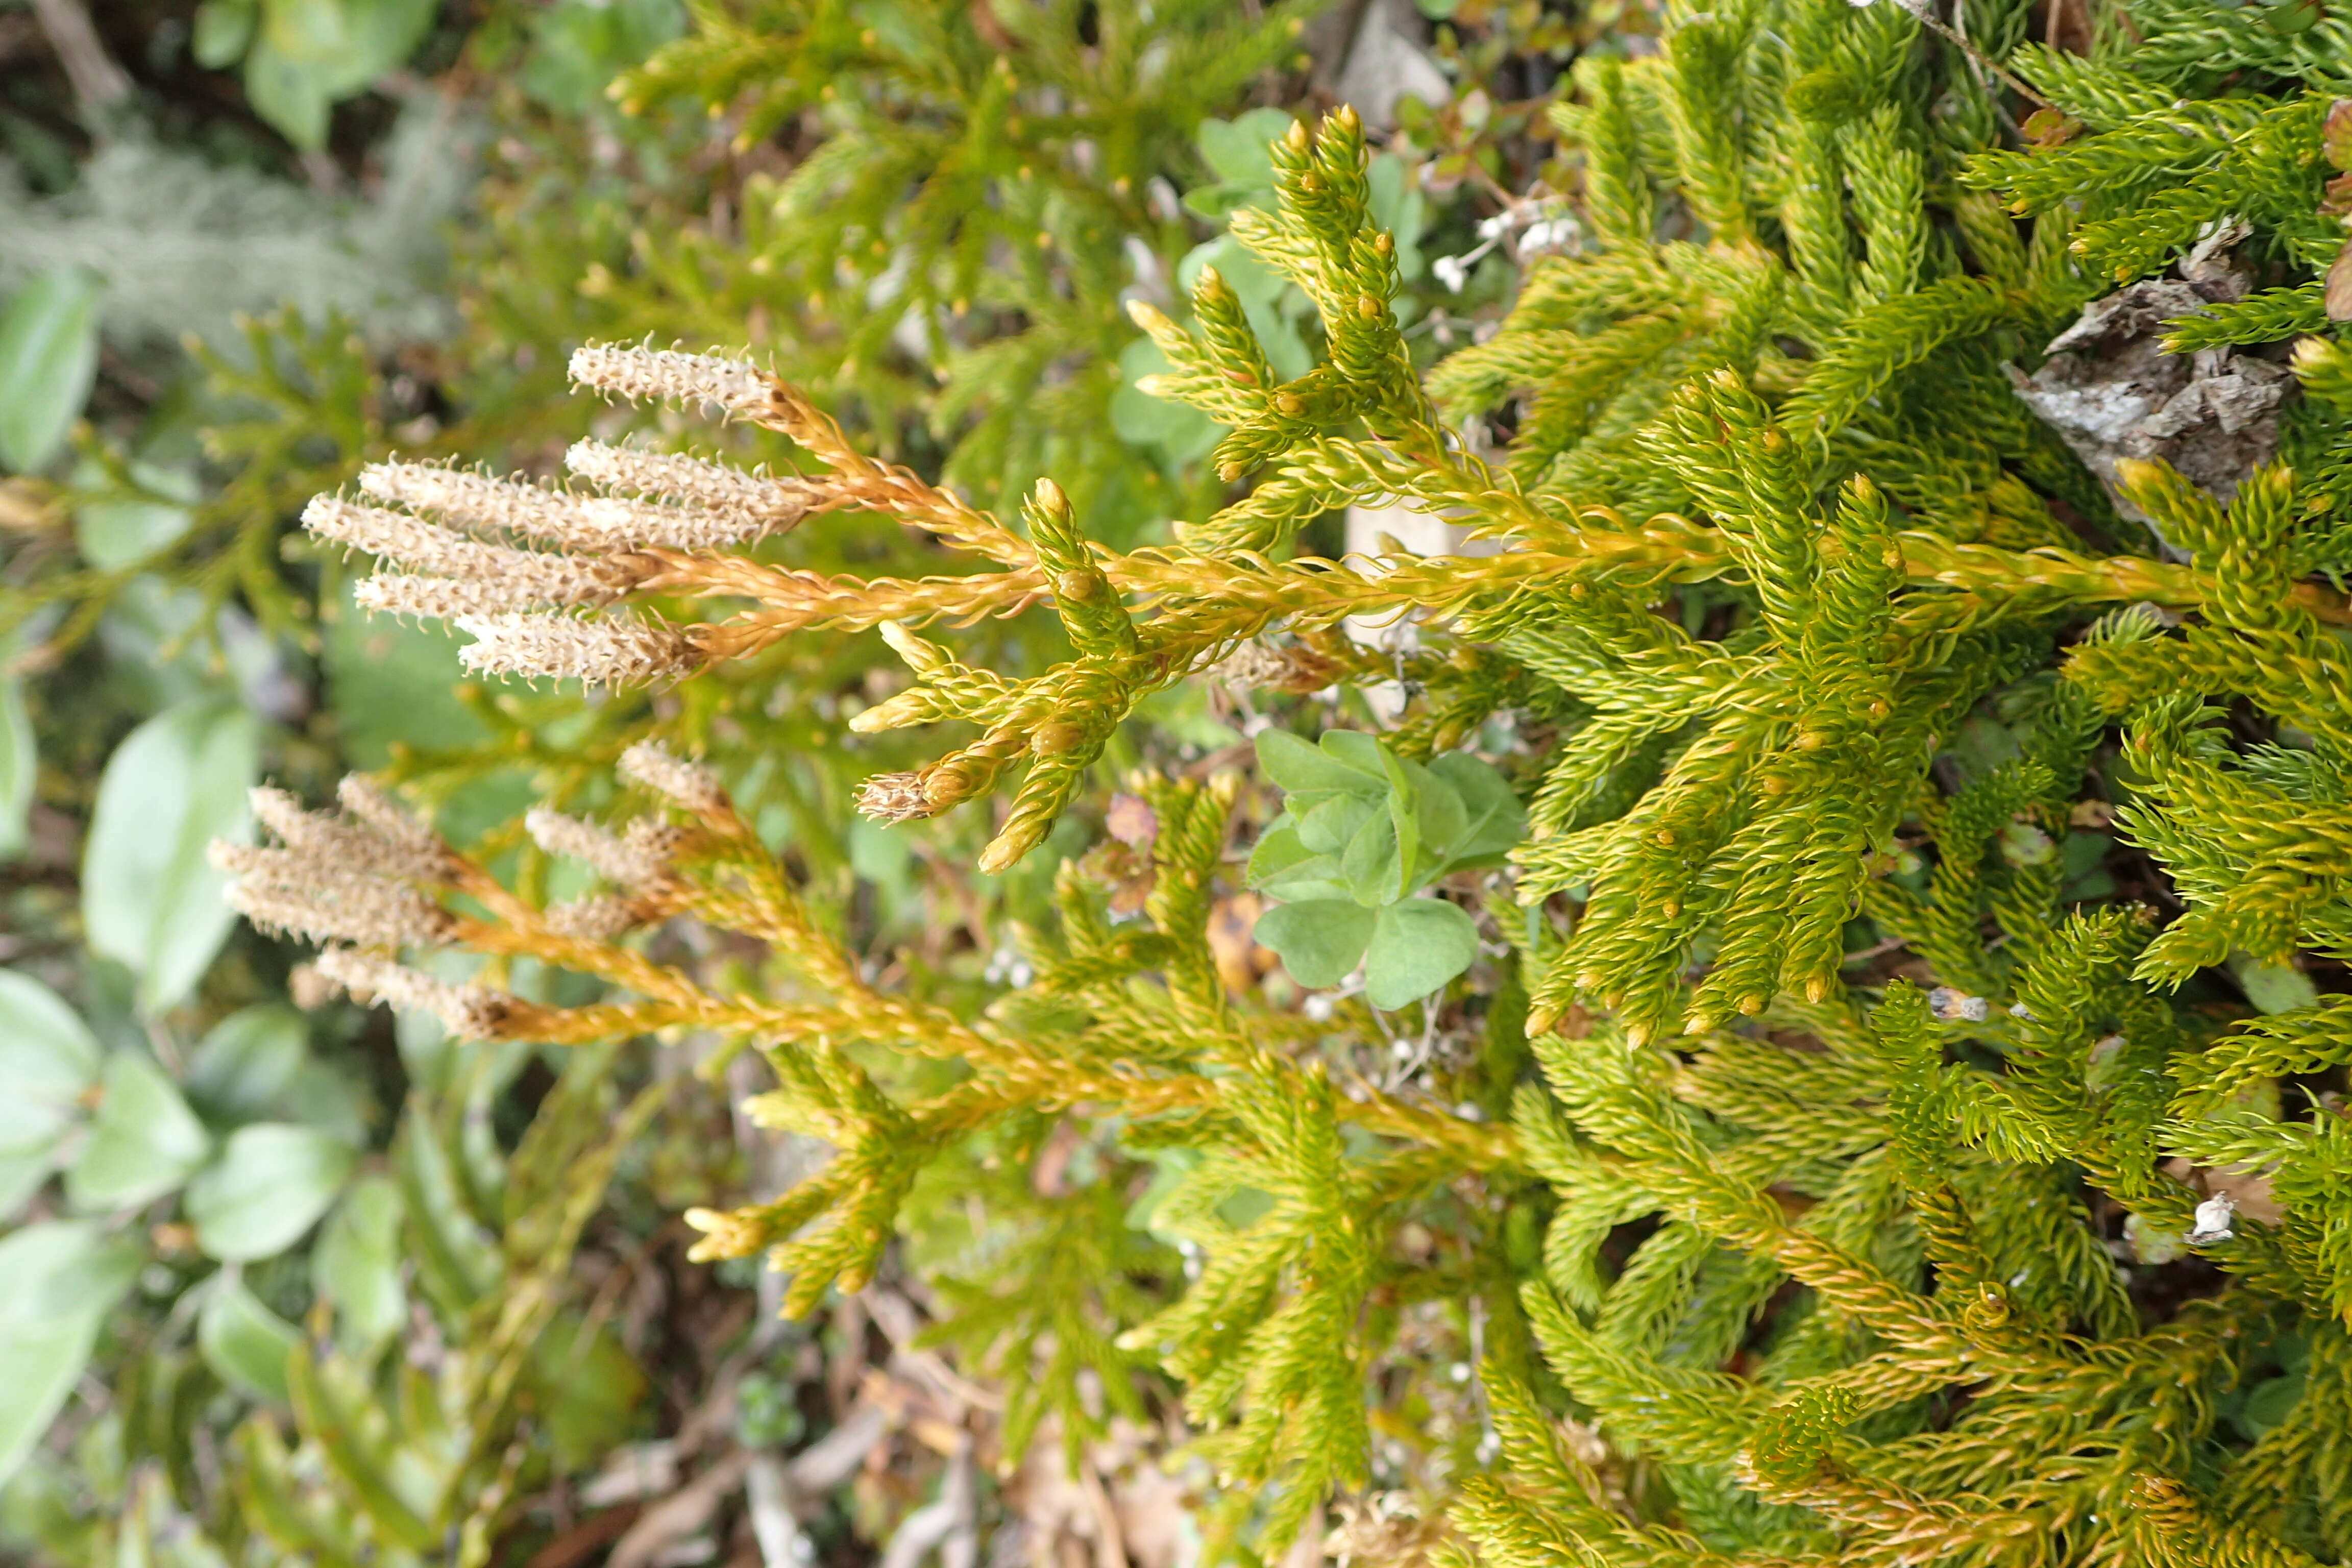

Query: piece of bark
[2010,262,2296,547]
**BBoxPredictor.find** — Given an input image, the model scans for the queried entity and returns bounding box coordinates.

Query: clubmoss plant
[220,2,2352,1560]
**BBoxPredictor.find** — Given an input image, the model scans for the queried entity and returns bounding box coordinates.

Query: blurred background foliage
[0,0,1611,1561]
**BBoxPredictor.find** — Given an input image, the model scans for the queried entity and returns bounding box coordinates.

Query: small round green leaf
[74,461,199,571]
[1112,336,1221,463]
[1246,821,1348,903]
[0,1218,143,1322]
[198,1273,300,1404]
[1297,793,1377,855]
[1320,730,1391,779]
[2264,0,2322,34]
[192,0,259,66]
[66,1051,213,1213]
[187,1123,356,1262]
[1427,751,1526,868]
[1340,809,1403,905]
[185,1006,308,1124]
[326,573,490,771]
[1410,769,1470,873]
[278,1061,371,1147]
[1254,899,1377,990]
[0,1150,52,1221]
[258,0,352,63]
[519,0,687,113]
[2229,953,2319,1016]
[1195,108,1296,192]
[1255,729,1384,798]
[334,0,437,90]
[243,38,334,150]
[2235,1371,2305,1438]
[1363,898,1480,1011]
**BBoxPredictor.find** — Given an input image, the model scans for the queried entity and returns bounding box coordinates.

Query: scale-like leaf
[0,266,101,474]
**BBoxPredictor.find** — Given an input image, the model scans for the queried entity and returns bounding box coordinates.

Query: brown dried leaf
[2012,278,2296,532]
[1326,1496,1454,1568]
[2325,97,2352,171]
[2069,800,2117,829]
[605,1449,751,1568]
[0,478,62,534]
[1105,793,1158,849]
[1206,893,1271,995]
[2161,1156,2286,1226]
[1078,840,1156,917]
[1004,1419,1194,1568]
[2022,107,2081,148]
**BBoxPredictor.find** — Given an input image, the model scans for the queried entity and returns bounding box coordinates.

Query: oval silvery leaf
[82,698,261,1015]
[187,1123,357,1262]
[0,1220,141,1484]
[0,266,102,475]
[0,972,105,1218]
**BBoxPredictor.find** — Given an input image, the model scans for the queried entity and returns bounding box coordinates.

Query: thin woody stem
[1880,0,2049,110]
